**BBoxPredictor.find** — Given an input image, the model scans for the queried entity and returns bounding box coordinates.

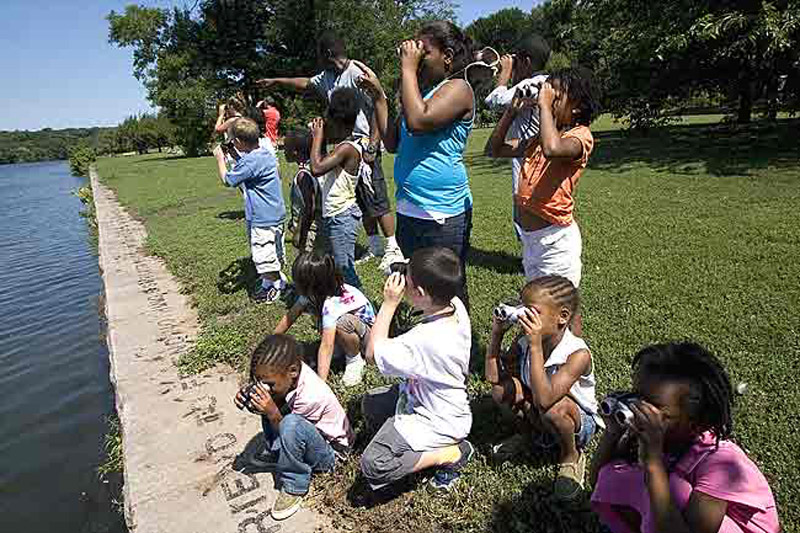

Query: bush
[68,145,97,177]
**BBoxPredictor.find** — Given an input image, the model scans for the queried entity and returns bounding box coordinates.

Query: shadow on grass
[131,154,188,164]
[217,257,258,296]
[468,246,521,276]
[217,210,246,220]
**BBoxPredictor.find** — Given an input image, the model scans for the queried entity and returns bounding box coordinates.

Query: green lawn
[96,117,800,532]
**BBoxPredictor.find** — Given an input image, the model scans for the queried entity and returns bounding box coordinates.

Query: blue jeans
[262,414,336,496]
[322,204,362,288]
[396,209,473,305]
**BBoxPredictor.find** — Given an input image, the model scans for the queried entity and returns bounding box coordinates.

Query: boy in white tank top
[485,275,601,502]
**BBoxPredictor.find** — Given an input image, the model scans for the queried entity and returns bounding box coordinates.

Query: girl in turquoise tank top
[356,21,476,304]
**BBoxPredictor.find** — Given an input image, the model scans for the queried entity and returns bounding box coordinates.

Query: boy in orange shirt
[489,67,599,333]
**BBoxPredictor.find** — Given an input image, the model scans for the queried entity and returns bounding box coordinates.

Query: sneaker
[554,453,586,502]
[271,489,304,521]
[379,246,406,275]
[342,354,365,387]
[355,250,376,265]
[248,448,278,470]
[429,440,474,491]
[252,283,282,304]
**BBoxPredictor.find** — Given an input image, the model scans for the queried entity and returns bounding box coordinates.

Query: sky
[0,0,536,132]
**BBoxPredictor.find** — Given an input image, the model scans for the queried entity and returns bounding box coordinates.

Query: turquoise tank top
[393,81,474,216]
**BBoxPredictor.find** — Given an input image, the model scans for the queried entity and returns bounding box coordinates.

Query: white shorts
[248,224,285,275]
[520,222,582,287]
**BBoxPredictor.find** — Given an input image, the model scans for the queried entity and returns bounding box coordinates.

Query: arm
[589,424,631,486]
[215,116,239,134]
[213,146,229,185]
[273,300,305,334]
[485,319,513,384]
[398,40,473,133]
[353,60,398,153]
[246,383,283,432]
[365,273,404,364]
[316,327,337,382]
[538,83,583,160]
[487,105,529,158]
[255,77,312,93]
[484,54,514,109]
[308,119,359,175]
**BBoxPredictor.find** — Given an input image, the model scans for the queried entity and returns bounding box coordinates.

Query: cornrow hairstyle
[521,275,580,319]
[291,252,344,318]
[327,87,359,131]
[548,67,601,126]
[417,20,475,76]
[408,247,463,306]
[632,342,734,443]
[249,334,302,380]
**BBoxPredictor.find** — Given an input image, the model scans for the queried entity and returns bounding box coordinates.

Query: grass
[96,115,800,532]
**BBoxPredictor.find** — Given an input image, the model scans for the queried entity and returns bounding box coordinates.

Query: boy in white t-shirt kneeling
[361,247,473,492]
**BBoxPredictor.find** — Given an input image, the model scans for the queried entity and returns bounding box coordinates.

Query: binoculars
[493,304,526,323]
[516,82,543,100]
[599,392,640,426]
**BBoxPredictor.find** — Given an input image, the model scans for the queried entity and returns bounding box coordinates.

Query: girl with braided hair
[485,275,601,501]
[234,334,353,521]
[590,342,779,533]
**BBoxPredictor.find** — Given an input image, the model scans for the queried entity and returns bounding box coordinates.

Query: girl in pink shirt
[590,342,780,533]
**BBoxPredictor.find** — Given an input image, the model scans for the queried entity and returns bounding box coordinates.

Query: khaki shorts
[248,224,285,275]
[520,222,582,287]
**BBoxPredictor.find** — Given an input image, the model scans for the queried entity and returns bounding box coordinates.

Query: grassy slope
[96,116,800,532]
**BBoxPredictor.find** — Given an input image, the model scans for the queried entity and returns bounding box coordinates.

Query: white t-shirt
[373,297,472,451]
[309,62,374,140]
[298,284,375,330]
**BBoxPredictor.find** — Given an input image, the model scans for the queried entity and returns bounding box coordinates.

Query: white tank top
[518,328,602,426]
[318,140,365,218]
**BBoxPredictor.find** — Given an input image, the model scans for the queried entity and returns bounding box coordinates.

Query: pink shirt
[285,363,353,448]
[591,433,780,533]
[262,106,281,144]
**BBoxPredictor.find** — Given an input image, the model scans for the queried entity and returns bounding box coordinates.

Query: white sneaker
[379,246,406,275]
[355,250,376,265]
[342,354,365,386]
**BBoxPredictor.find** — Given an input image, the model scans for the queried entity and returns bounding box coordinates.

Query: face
[252,363,299,401]
[634,376,698,452]
[416,34,452,85]
[549,79,579,127]
[318,50,348,73]
[521,288,570,337]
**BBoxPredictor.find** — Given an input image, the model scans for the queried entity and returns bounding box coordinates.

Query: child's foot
[342,354,365,386]
[355,250,377,265]
[429,440,474,491]
[379,246,406,275]
[247,448,278,470]
[252,275,287,304]
[554,453,586,502]
[490,433,531,463]
[271,489,304,520]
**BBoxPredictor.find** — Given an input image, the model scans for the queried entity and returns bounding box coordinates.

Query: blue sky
[0,0,536,131]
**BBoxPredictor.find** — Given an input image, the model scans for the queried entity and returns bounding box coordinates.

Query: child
[590,342,780,533]
[284,130,321,253]
[213,118,288,303]
[234,334,353,521]
[485,275,600,501]
[357,21,476,302]
[274,252,374,387]
[361,247,473,491]
[256,96,281,145]
[256,31,404,271]
[483,35,551,237]
[488,67,600,333]
[308,87,370,288]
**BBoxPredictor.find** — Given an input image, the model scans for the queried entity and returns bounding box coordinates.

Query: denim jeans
[262,414,336,496]
[321,204,362,288]
[396,209,473,305]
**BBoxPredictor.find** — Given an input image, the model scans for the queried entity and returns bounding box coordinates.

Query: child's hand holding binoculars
[235,382,277,416]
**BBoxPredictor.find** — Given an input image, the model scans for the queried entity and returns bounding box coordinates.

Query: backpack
[288,167,320,251]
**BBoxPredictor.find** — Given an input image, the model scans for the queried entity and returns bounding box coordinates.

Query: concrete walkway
[91,169,322,533]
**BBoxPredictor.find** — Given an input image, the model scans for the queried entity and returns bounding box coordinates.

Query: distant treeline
[0,127,116,165]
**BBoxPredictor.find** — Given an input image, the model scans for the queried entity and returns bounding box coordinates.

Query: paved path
[92,168,322,533]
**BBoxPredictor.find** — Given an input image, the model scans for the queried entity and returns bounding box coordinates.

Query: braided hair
[632,342,734,442]
[521,275,580,321]
[249,334,302,380]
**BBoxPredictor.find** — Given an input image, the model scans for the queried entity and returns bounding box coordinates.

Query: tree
[466,8,532,52]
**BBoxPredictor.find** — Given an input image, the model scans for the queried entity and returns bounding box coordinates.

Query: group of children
[211,21,780,533]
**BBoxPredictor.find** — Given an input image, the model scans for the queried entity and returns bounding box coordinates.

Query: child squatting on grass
[590,342,780,533]
[213,118,288,304]
[486,275,601,501]
[361,247,473,492]
[488,67,600,335]
[234,334,353,521]
[274,252,374,387]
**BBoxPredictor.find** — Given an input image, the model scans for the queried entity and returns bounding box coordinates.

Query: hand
[398,39,425,70]
[217,103,227,116]
[309,117,325,140]
[353,60,384,98]
[491,314,513,337]
[246,382,278,415]
[256,78,277,89]
[538,82,556,109]
[499,54,514,78]
[382,272,406,305]
[629,400,668,465]
[212,144,225,160]
[510,93,536,115]
[517,308,543,340]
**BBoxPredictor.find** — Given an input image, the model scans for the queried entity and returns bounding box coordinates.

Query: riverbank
[91,167,323,533]
[96,118,800,532]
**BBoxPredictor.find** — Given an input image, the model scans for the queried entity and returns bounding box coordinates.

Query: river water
[0,161,127,532]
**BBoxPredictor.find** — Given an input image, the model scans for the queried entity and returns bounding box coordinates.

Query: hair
[408,247,463,306]
[521,275,580,320]
[327,87,359,130]
[243,105,266,136]
[249,334,302,379]
[317,30,346,61]
[264,95,276,107]
[284,129,311,161]
[232,117,260,146]
[417,20,475,76]
[514,34,551,71]
[547,67,601,126]
[226,96,245,114]
[632,342,734,443]
[291,252,344,316]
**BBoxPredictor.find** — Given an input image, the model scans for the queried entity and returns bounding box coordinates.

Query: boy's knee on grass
[543,398,580,435]
[491,379,518,406]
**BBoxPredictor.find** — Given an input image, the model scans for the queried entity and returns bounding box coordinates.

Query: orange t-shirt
[514,125,594,226]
